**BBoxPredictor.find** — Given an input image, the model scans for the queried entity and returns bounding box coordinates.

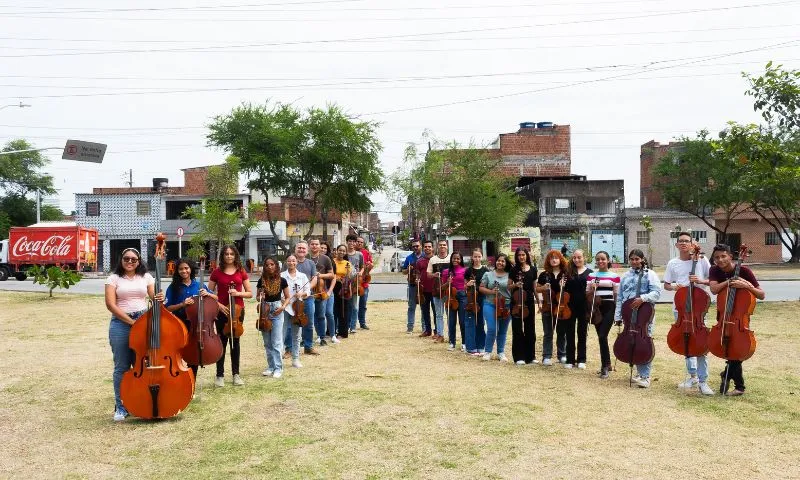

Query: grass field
[1,292,798,479]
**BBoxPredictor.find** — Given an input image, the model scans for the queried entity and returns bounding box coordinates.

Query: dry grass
[0,292,798,479]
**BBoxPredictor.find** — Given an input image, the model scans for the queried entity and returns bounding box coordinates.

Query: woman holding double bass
[708,244,764,396]
[208,245,252,388]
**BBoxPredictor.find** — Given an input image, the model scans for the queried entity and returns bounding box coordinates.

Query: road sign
[176,227,184,237]
[62,139,107,163]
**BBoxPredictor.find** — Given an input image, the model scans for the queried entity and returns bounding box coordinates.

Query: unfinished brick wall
[497,124,571,177]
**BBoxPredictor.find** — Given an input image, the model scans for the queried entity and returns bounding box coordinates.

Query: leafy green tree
[744,62,800,132]
[207,102,383,241]
[27,265,82,298]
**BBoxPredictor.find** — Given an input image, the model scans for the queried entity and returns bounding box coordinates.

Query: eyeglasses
[676,240,692,244]
[122,257,139,263]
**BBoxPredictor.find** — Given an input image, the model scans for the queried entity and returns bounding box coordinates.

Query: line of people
[402,235,764,396]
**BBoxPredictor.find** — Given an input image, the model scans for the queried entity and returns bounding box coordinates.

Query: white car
[390,250,412,272]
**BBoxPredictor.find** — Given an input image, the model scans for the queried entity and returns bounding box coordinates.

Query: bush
[27,265,82,298]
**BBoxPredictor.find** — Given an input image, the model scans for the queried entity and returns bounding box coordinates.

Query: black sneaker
[360,325,370,330]
[320,339,328,346]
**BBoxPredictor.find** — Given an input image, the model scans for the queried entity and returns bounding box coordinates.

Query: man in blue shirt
[401,241,425,334]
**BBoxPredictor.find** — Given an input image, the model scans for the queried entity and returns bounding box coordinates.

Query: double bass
[613,262,655,385]
[666,245,710,358]
[120,233,194,419]
[223,281,244,338]
[181,256,223,366]
[708,245,757,361]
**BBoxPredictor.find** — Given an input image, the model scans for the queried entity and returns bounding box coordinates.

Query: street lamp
[0,101,32,110]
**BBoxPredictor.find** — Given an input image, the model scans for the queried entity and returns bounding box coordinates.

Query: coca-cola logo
[12,235,74,258]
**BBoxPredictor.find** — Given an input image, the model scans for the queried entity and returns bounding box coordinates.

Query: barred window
[636,231,650,244]
[136,200,151,216]
[86,201,100,216]
[692,231,707,244]
[765,231,780,245]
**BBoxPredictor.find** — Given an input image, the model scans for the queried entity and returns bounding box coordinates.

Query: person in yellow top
[332,244,355,338]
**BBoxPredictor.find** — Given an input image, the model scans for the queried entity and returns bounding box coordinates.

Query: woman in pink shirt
[442,252,467,352]
[104,247,161,422]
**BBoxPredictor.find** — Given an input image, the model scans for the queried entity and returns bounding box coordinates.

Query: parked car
[389,250,412,272]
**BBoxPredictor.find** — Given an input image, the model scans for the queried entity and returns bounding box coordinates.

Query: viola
[543,274,571,326]
[667,245,711,358]
[585,278,603,326]
[708,245,757,361]
[223,281,244,338]
[494,282,510,319]
[256,290,273,332]
[120,233,194,419]
[511,272,529,319]
[613,262,655,384]
[181,256,223,366]
[364,261,374,284]
[357,271,366,297]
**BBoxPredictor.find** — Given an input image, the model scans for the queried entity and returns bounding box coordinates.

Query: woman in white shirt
[104,248,162,422]
[281,255,310,369]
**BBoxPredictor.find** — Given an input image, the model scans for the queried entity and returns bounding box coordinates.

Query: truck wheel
[14,272,27,281]
[0,267,8,281]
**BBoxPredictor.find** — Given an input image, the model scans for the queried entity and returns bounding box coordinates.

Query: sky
[1,0,799,223]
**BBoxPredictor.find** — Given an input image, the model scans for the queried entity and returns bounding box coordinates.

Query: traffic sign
[176,227,185,237]
[62,139,107,163]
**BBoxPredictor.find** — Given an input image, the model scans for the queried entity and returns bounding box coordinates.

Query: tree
[27,265,82,298]
[184,157,259,261]
[389,136,532,243]
[744,62,800,132]
[653,131,749,243]
[0,140,62,238]
[207,102,383,241]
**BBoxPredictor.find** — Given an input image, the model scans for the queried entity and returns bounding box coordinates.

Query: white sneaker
[532,359,539,364]
[577,363,586,370]
[461,344,466,352]
[482,353,491,361]
[292,359,303,368]
[233,374,244,386]
[272,370,283,379]
[498,354,509,362]
[113,409,128,422]
[564,363,573,369]
[447,344,455,351]
[214,376,224,387]
[635,377,651,388]
[262,369,274,377]
[542,358,553,366]
[559,356,567,364]
[331,336,340,344]
[515,360,526,365]
[678,377,699,389]
[698,382,715,395]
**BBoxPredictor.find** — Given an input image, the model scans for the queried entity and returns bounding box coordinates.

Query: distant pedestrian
[561,242,569,256]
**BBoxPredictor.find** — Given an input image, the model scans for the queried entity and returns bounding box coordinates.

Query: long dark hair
[170,258,197,290]
[218,244,243,272]
[321,241,333,260]
[114,247,148,276]
[628,249,648,269]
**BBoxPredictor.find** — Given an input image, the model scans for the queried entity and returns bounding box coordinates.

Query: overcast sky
[1,0,798,223]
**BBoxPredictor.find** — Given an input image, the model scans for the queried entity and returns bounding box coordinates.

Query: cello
[181,256,223,366]
[708,245,757,362]
[666,245,710,358]
[223,281,244,338]
[120,233,194,419]
[613,262,655,386]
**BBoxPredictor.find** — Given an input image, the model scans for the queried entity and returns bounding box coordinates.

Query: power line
[0,2,795,57]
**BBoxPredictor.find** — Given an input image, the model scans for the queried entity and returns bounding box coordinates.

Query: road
[1,277,797,303]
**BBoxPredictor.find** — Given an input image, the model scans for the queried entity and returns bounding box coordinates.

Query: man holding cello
[663,232,715,396]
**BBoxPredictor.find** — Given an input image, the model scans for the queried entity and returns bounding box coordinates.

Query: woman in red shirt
[207,245,253,387]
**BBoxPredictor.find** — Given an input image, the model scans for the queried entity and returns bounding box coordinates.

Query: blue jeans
[324,296,335,338]
[407,284,418,331]
[108,311,145,413]
[673,312,709,382]
[314,297,327,340]
[301,297,315,349]
[261,302,284,373]
[283,312,302,360]
[637,321,655,378]
[483,300,511,355]
[358,286,369,328]
[447,291,466,346]
[432,297,444,337]
[348,294,359,331]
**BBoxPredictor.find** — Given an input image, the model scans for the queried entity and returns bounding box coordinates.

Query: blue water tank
[537,122,554,129]
[519,122,536,129]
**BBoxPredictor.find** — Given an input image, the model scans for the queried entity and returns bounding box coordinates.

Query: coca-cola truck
[0,225,99,281]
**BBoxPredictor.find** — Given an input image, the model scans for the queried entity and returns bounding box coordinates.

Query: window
[544,197,577,214]
[765,231,780,245]
[636,230,650,244]
[86,201,100,216]
[692,231,707,244]
[136,200,151,216]
[165,200,201,220]
[586,201,592,211]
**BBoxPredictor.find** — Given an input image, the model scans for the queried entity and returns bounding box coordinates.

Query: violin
[120,233,194,419]
[613,262,655,384]
[341,263,354,300]
[313,272,329,300]
[494,282,510,319]
[291,283,309,327]
[708,245,757,361]
[256,289,273,332]
[667,245,711,358]
[181,256,223,366]
[364,261,373,284]
[223,281,244,338]
[465,276,480,313]
[511,272,529,319]
[585,277,603,326]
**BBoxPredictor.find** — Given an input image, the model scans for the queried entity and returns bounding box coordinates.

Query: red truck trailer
[0,225,98,281]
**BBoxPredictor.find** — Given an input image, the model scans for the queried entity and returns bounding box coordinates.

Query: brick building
[488,122,571,178]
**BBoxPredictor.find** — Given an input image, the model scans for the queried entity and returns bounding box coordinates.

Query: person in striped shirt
[585,251,620,379]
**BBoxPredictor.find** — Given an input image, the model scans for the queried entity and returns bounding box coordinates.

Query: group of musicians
[402,233,764,396]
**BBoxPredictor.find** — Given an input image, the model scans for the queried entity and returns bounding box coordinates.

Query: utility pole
[126,169,133,188]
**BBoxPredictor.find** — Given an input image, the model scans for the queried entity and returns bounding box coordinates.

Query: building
[625,208,712,266]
